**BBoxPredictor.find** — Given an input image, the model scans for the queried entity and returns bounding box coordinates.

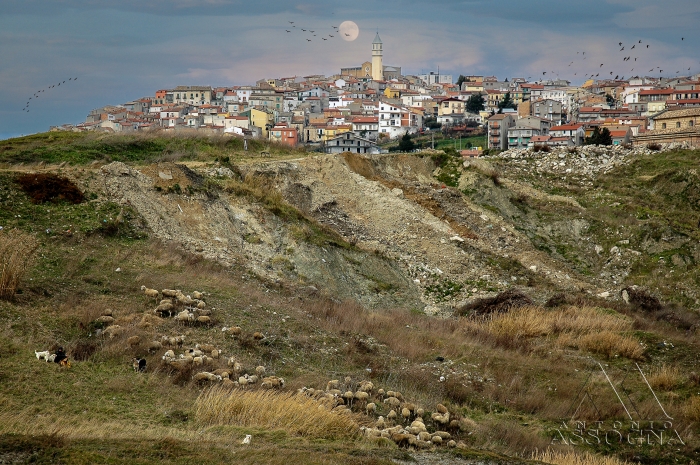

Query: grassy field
[0,133,698,464]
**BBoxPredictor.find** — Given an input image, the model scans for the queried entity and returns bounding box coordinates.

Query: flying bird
[345,33,350,36]
[646,45,649,48]
[631,45,635,49]
[289,21,294,23]
[619,42,622,46]
[620,47,624,51]
[600,64,604,67]
[682,37,684,40]
[301,28,306,31]
[322,37,327,40]
[306,38,311,41]
[329,34,334,37]
[286,30,290,32]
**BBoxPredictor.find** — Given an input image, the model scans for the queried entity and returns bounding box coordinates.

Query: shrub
[647,142,662,151]
[455,288,533,317]
[647,364,682,391]
[0,229,39,299]
[15,173,84,204]
[533,144,551,153]
[578,331,644,360]
[533,448,635,465]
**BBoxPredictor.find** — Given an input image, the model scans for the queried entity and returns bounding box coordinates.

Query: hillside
[0,132,699,464]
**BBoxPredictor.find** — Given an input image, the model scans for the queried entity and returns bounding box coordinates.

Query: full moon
[339,21,359,41]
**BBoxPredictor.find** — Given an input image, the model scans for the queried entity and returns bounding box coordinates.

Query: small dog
[35,350,50,361]
[132,358,146,373]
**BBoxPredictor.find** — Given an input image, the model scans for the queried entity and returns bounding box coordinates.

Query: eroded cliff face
[93,146,700,314]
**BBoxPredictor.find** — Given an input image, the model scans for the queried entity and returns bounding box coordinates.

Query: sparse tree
[466,94,486,114]
[584,127,612,146]
[398,133,415,152]
[498,92,516,112]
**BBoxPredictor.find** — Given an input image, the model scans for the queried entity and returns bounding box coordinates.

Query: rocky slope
[87,142,700,315]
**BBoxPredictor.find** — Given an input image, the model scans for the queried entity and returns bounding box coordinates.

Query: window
[690,121,695,127]
[662,123,667,129]
[677,122,681,128]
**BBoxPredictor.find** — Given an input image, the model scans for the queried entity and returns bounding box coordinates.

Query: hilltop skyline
[1,0,699,139]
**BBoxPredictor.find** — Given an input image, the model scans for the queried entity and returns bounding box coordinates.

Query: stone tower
[371,31,383,81]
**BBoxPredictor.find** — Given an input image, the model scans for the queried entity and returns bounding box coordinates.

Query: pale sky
[1,0,699,139]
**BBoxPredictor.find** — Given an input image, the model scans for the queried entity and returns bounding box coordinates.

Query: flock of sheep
[121,285,281,388]
[299,377,471,450]
[35,283,470,450]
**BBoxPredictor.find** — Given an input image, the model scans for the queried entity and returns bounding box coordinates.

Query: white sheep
[146,341,162,354]
[103,325,123,339]
[174,310,194,324]
[192,291,204,300]
[155,302,174,317]
[255,366,266,376]
[366,403,377,415]
[140,285,159,302]
[227,326,242,337]
[162,350,176,362]
[161,289,180,297]
[261,376,285,389]
[211,349,220,359]
[127,336,141,348]
[193,372,222,382]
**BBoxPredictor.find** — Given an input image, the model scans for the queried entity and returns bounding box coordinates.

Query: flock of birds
[22,77,78,112]
[537,36,693,82]
[283,22,349,42]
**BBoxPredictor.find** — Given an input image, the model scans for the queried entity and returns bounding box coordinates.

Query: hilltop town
[49,32,700,152]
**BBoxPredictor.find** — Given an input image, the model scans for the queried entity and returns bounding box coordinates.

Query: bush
[15,173,84,204]
[455,288,533,317]
[0,229,39,299]
[647,142,662,151]
[533,145,550,153]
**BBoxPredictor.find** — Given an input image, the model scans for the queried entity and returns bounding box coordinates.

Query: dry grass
[533,448,636,465]
[194,387,360,440]
[0,228,39,299]
[461,305,644,359]
[647,364,683,391]
[685,396,700,422]
[578,331,644,360]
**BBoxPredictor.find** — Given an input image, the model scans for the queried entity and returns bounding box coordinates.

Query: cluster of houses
[53,65,700,153]
[486,75,700,150]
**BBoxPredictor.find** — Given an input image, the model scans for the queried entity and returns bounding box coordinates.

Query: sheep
[132,357,146,372]
[174,310,194,324]
[436,403,448,414]
[213,369,231,378]
[103,325,123,339]
[162,350,176,362]
[358,381,374,393]
[141,285,159,302]
[383,396,401,409]
[255,366,266,376]
[375,416,386,430]
[238,376,249,387]
[366,403,377,415]
[159,298,173,306]
[127,336,141,348]
[247,374,259,384]
[161,289,179,297]
[252,332,264,340]
[401,407,411,422]
[226,326,242,337]
[261,376,285,389]
[211,349,220,359]
[146,341,163,354]
[196,301,206,310]
[196,343,215,352]
[222,378,237,390]
[162,335,185,347]
[354,391,370,405]
[155,302,174,317]
[326,379,340,391]
[196,308,211,316]
[387,410,397,421]
[193,372,221,383]
[95,315,115,324]
[192,291,204,300]
[195,315,211,325]
[192,356,204,366]
[102,309,113,317]
[35,350,50,361]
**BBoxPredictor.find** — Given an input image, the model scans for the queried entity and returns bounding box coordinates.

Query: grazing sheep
[132,357,146,372]
[247,375,259,384]
[146,341,162,354]
[140,285,159,302]
[213,369,231,378]
[383,396,401,409]
[252,332,264,340]
[161,289,179,298]
[35,350,50,361]
[196,343,215,352]
[255,366,266,376]
[193,372,222,383]
[366,403,377,415]
[127,336,141,348]
[327,379,340,391]
[192,291,204,300]
[222,378,237,389]
[162,350,176,362]
[196,308,211,316]
[416,408,424,417]
[401,407,411,422]
[261,376,285,389]
[354,391,369,404]
[358,381,374,393]
[103,325,123,339]
[196,315,211,325]
[227,326,242,337]
[155,302,174,317]
[192,356,204,366]
[159,299,173,306]
[196,301,206,310]
[174,310,194,324]
[436,403,448,414]
[95,315,115,324]
[211,349,220,359]
[238,376,249,387]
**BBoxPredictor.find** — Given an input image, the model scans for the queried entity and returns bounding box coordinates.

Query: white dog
[35,350,50,361]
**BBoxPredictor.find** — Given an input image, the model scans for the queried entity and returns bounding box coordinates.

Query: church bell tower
[371,31,383,81]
